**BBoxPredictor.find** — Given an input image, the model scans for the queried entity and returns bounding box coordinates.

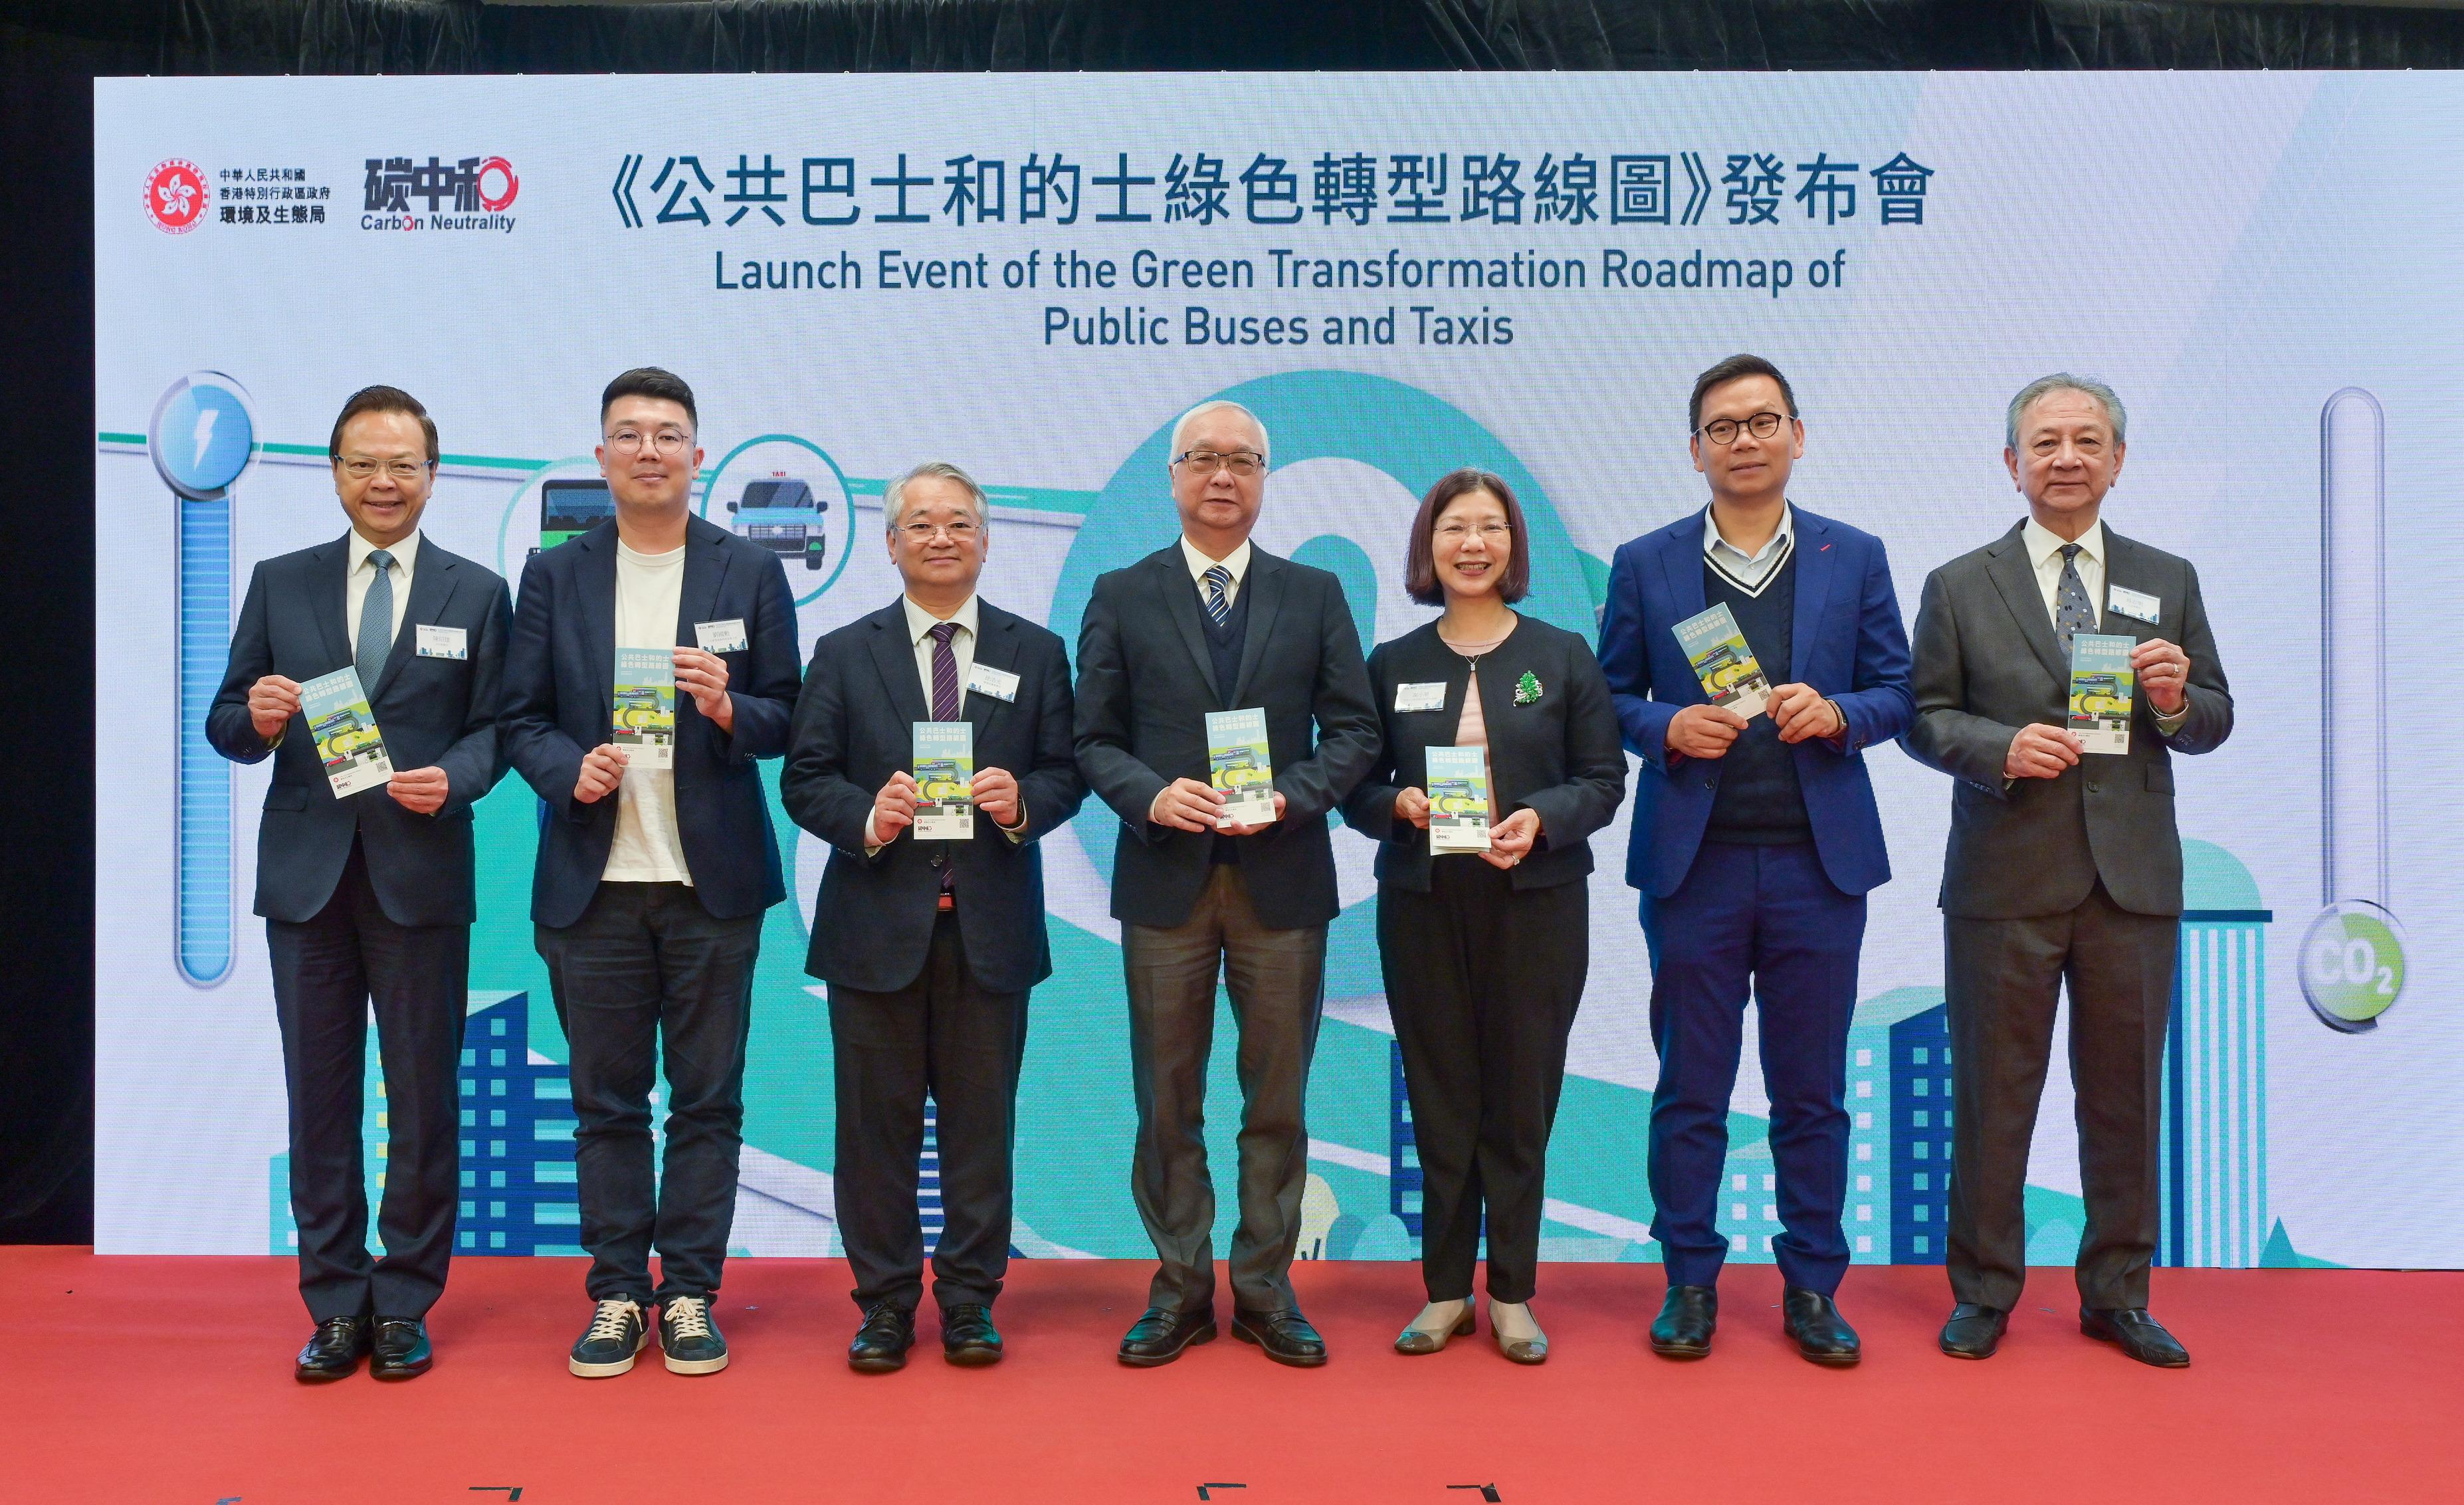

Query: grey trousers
[1123,863,1328,1314]
[1944,882,2176,1312]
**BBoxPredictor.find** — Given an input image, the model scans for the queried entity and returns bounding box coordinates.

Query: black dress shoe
[294,1315,369,1382]
[1781,1288,1861,1367]
[1940,1302,2009,1359]
[1649,1284,1717,1359]
[2081,1307,2190,1368]
[1118,1304,1217,1367]
[848,1303,916,1373]
[1231,1306,1328,1367]
[942,1304,1003,1366]
[369,1317,433,1380]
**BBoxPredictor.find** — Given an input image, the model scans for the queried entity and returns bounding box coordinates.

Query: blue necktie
[356,548,396,690]
[1203,564,1233,629]
[2054,543,2096,658]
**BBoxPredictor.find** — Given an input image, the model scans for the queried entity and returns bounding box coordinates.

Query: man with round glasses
[501,367,804,1379]
[209,385,512,1381]
[1597,354,1913,1365]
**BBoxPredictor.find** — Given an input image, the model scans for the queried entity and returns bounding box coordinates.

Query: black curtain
[7,0,2464,1243]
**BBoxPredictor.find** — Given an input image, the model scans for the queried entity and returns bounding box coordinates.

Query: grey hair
[1169,399,1271,467]
[2006,373,2126,450]
[882,460,989,532]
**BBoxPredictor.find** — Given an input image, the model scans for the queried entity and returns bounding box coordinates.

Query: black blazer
[1901,520,2233,919]
[207,534,511,927]
[1074,544,1381,930]
[781,597,1086,995]
[1343,615,1628,892]
[500,515,803,928]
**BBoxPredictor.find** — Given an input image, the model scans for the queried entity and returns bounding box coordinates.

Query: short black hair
[1689,354,1797,433]
[600,367,698,429]
[328,385,439,464]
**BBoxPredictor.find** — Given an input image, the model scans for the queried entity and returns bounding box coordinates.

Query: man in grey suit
[1075,399,1380,1367]
[1903,374,2232,1368]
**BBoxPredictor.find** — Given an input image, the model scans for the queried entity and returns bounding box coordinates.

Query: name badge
[2106,585,2161,625]
[415,625,467,660]
[1395,681,1448,712]
[965,661,1021,703]
[694,619,749,653]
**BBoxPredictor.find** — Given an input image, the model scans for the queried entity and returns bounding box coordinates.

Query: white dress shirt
[1180,535,1253,608]
[865,593,1027,850]
[1703,502,1795,597]
[603,539,693,885]
[346,526,419,652]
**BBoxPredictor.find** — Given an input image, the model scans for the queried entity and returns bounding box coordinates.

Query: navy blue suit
[1597,505,1912,1295]
[500,512,800,1307]
[207,530,510,1322]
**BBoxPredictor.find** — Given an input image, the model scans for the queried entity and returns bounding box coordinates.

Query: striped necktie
[1202,563,1233,629]
[356,548,396,690]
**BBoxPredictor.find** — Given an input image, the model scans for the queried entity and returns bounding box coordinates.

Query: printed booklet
[1204,708,1277,827]
[301,666,393,799]
[1673,601,1772,718]
[2068,633,2136,755]
[1425,745,1492,854]
[611,647,676,769]
[912,721,976,840]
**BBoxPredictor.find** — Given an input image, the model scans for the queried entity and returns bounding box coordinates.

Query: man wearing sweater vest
[1596,355,1914,1365]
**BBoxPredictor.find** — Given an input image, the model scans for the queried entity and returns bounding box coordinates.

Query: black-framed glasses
[1173,449,1265,478]
[1695,411,1790,446]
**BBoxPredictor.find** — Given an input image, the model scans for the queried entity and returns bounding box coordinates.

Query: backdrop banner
[94,72,2461,1270]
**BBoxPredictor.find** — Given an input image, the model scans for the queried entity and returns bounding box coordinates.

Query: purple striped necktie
[927,621,962,901]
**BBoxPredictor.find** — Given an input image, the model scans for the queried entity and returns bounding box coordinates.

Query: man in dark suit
[208,385,510,1383]
[1597,355,1913,1366]
[781,462,1086,1372]
[1075,399,1380,1367]
[1904,373,2231,1368]
[501,368,802,1379]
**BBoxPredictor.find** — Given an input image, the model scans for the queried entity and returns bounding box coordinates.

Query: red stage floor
[4,1249,2455,1503]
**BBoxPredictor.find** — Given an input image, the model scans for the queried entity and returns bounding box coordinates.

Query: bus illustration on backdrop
[728,474,829,570]
[536,477,615,553]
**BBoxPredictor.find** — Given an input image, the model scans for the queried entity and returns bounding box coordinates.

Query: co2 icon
[2299,900,2406,1034]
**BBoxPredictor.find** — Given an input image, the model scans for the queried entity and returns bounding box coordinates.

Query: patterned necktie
[2053,542,2097,659]
[356,548,396,690]
[1202,564,1233,629]
[927,621,962,720]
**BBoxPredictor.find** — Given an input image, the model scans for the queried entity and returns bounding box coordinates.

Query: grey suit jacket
[1901,520,2232,919]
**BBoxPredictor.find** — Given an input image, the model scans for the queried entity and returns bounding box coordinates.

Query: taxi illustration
[1427,775,1487,819]
[915,757,972,803]
[2070,671,2131,724]
[612,685,672,741]
[312,707,380,771]
[1210,747,1271,789]
[728,474,830,571]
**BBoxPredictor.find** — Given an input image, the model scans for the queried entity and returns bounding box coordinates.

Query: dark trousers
[1123,864,1327,1314]
[1378,860,1587,1304]
[1641,840,1865,1296]
[536,880,760,1305]
[1945,882,2175,1312]
[827,911,1028,1315]
[267,838,468,1323]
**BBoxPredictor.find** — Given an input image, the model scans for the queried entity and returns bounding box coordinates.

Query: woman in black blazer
[1342,469,1627,1363]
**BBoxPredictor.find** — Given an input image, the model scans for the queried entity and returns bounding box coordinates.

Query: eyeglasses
[337,456,432,482]
[898,520,981,542]
[1174,449,1265,478]
[605,427,694,456]
[1695,411,1790,446]
[1434,522,1512,541]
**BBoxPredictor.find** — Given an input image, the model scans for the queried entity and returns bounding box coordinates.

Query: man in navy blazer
[782,462,1086,1372]
[1597,355,1912,1365]
[207,386,510,1383]
[500,369,801,1379]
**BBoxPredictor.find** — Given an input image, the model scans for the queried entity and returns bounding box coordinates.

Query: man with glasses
[1597,354,1912,1365]
[1074,399,1380,1367]
[502,367,803,1378]
[781,462,1086,1371]
[209,385,511,1381]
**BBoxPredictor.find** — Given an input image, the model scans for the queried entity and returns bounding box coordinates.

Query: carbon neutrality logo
[362,155,522,232]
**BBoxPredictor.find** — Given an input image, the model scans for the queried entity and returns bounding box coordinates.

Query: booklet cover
[2068,633,2136,755]
[1424,745,1492,854]
[300,666,393,799]
[1673,601,1772,719]
[912,721,976,841]
[611,647,676,770]
[1203,708,1277,827]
